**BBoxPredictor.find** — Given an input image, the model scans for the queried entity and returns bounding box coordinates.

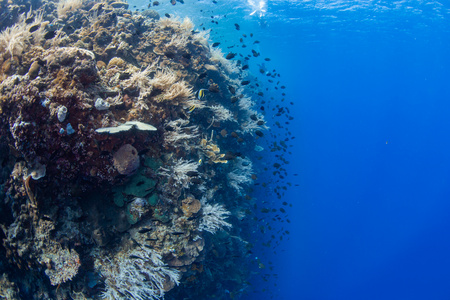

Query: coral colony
[0,0,282,299]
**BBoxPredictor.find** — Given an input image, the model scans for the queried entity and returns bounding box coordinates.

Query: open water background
[131,1,450,299]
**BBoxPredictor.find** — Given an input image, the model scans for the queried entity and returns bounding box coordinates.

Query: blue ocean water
[130,1,450,299]
[260,1,450,300]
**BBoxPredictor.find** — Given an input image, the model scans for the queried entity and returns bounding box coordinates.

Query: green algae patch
[112,162,157,208]
[152,208,170,223]
[148,194,158,206]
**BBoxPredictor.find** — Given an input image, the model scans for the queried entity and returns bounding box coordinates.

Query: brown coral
[181,197,201,217]
[112,144,140,175]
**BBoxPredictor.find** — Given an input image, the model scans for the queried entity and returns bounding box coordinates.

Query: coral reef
[0,2,268,299]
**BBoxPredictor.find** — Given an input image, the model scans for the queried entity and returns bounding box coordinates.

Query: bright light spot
[248,0,267,17]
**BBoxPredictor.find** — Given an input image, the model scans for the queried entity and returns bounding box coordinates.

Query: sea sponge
[113,144,140,175]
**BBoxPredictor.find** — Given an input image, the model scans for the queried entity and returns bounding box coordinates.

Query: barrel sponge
[113,144,140,175]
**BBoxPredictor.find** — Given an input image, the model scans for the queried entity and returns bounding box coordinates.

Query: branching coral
[166,34,189,49]
[158,17,181,29]
[0,10,43,58]
[160,159,199,189]
[57,0,83,18]
[164,119,199,147]
[184,97,206,110]
[210,105,236,122]
[192,29,210,47]
[209,46,240,74]
[227,157,254,194]
[97,247,180,300]
[199,199,232,234]
[238,96,255,112]
[124,59,160,101]
[150,68,177,90]
[180,17,194,33]
[162,81,193,103]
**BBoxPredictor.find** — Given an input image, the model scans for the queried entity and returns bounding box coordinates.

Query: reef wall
[0,1,267,299]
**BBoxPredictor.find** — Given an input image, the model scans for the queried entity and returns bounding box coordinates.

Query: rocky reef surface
[0,0,268,299]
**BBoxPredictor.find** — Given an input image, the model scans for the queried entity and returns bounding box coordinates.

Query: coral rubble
[0,1,266,299]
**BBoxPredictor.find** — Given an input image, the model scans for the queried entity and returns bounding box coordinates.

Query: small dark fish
[255,130,264,137]
[241,80,250,86]
[212,42,220,47]
[187,215,201,220]
[191,178,202,184]
[171,231,185,235]
[264,58,271,61]
[186,171,199,177]
[144,244,153,249]
[138,228,153,234]
[146,238,158,241]
[254,40,260,44]
[250,114,258,121]
[257,120,265,126]
[29,24,40,33]
[136,181,145,187]
[226,52,236,59]
[165,13,171,18]
[228,85,236,94]
[153,1,160,6]
[171,0,176,5]
[212,0,217,3]
[131,237,141,246]
[129,255,144,260]
[177,0,184,3]
[252,50,260,57]
[25,17,34,24]
[234,23,240,30]
[230,96,238,103]
[44,30,56,40]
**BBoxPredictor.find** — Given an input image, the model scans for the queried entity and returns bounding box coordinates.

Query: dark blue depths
[254,3,450,300]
